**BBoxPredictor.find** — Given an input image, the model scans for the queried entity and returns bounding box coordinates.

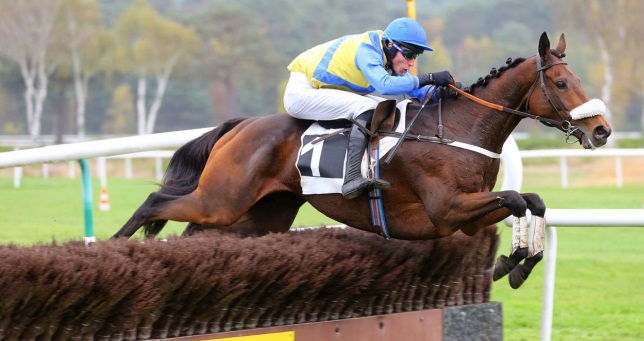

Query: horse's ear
[555,33,566,55]
[538,32,550,61]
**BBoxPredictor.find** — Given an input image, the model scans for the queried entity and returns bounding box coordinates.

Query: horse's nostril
[594,126,611,139]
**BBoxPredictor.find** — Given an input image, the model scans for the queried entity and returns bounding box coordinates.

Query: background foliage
[0,0,642,139]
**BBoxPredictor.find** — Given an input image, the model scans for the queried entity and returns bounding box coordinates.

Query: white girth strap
[528,216,546,258]
[511,216,528,255]
[570,98,606,120]
[447,141,501,159]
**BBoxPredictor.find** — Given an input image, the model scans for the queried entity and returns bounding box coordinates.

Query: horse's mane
[467,57,526,93]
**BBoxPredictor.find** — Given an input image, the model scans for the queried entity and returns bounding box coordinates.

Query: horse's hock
[0,226,501,341]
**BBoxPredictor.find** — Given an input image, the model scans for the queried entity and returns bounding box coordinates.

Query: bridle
[525,52,580,143]
[449,51,581,143]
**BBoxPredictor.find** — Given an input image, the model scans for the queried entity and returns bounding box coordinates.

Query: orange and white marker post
[99,187,110,211]
[97,157,111,211]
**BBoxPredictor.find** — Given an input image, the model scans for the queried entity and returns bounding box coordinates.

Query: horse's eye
[555,81,567,89]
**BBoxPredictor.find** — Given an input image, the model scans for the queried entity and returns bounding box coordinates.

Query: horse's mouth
[578,125,611,150]
[580,134,597,150]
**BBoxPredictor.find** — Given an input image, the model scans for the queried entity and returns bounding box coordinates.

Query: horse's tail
[143,117,248,236]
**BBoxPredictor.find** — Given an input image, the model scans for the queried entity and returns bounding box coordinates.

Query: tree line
[0,0,641,143]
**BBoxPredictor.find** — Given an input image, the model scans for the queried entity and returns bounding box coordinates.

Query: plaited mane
[468,57,526,93]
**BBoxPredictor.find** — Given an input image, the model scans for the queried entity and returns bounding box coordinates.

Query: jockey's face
[388,42,417,75]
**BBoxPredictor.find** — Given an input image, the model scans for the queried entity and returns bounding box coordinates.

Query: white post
[68,161,76,178]
[559,156,568,188]
[125,158,133,179]
[155,157,163,181]
[540,226,558,341]
[13,166,21,188]
[615,156,623,189]
[97,157,107,188]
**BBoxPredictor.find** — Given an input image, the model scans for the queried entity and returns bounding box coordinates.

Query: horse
[113,32,611,289]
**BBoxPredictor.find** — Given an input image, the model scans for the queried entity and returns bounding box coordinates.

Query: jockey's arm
[355,43,422,96]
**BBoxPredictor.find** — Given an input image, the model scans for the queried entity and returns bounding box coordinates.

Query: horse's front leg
[493,193,547,289]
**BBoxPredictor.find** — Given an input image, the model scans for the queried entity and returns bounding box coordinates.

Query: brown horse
[113,33,611,289]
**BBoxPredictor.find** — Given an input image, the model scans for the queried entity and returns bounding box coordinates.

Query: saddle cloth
[296,100,409,194]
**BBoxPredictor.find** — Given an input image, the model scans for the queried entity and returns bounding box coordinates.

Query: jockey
[284,17,458,200]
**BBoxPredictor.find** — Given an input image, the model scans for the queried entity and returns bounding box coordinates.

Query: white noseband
[570,98,606,120]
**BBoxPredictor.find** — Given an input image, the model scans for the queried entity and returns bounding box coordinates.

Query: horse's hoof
[509,265,528,289]
[492,255,509,281]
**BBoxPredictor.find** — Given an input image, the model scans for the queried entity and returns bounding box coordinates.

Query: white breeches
[284,72,386,120]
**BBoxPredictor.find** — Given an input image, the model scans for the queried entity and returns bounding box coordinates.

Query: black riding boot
[341,118,391,199]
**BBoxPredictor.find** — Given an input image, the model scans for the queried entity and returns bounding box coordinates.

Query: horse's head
[526,32,611,149]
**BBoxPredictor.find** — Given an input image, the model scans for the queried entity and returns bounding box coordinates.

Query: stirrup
[369,178,391,190]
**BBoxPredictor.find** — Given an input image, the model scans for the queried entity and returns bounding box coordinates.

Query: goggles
[392,41,420,61]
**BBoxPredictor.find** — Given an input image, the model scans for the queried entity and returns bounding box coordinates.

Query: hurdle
[0,227,502,340]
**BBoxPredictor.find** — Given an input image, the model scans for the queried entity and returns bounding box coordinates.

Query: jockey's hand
[450,82,465,97]
[431,81,463,101]
[425,71,454,87]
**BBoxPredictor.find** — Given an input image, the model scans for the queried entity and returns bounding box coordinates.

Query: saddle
[296,99,404,239]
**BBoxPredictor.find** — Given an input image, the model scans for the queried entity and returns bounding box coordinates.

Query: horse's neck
[418,59,536,153]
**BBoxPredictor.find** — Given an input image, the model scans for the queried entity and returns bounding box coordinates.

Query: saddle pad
[296,100,409,194]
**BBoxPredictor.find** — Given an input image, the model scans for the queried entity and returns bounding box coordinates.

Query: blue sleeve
[355,42,419,95]
[408,85,444,102]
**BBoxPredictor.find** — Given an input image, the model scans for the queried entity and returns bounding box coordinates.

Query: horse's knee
[522,193,546,216]
[499,191,528,217]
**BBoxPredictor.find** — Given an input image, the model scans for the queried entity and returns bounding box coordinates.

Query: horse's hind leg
[182,222,204,237]
[180,192,305,237]
[232,192,305,236]
[112,191,179,238]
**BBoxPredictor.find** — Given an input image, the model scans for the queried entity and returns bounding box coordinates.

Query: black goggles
[391,41,420,60]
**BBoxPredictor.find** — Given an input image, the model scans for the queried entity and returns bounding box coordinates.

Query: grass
[0,173,643,340]
[491,189,644,341]
[0,177,339,243]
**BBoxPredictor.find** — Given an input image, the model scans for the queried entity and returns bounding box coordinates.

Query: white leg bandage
[511,216,528,254]
[528,216,546,257]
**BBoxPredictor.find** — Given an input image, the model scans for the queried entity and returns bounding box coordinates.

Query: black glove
[429,71,454,87]
[419,71,455,88]
[431,81,464,102]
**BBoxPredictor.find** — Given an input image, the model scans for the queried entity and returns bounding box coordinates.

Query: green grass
[0,176,643,340]
[0,177,338,244]
[491,184,644,341]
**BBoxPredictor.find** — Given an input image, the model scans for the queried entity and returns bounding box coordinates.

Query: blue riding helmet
[383,17,433,52]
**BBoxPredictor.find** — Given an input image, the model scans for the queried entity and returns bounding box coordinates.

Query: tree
[103,83,134,134]
[112,0,200,134]
[550,0,631,135]
[192,5,280,122]
[0,0,64,140]
[58,0,112,140]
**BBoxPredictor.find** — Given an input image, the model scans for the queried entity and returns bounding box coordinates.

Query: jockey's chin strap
[448,53,580,143]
